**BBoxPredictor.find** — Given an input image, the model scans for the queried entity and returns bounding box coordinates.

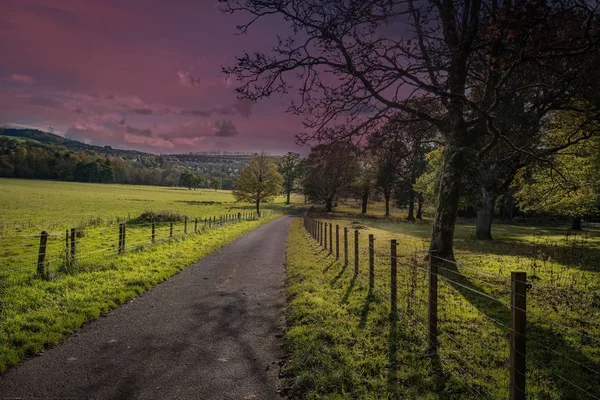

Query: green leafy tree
[210,177,222,191]
[515,119,600,230]
[277,152,304,204]
[233,152,283,214]
[303,143,359,212]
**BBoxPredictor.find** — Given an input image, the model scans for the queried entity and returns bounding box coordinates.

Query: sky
[0,0,306,155]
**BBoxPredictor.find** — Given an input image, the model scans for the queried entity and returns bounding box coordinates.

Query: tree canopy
[233,153,283,213]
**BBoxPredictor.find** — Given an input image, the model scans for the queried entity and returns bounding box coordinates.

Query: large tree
[303,142,359,211]
[222,0,599,260]
[514,113,600,230]
[233,153,283,214]
[277,152,304,204]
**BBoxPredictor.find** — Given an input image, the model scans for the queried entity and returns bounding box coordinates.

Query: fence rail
[1,211,272,278]
[303,214,600,400]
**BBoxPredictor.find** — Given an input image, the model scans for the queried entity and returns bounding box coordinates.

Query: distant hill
[0,127,149,158]
[0,126,277,189]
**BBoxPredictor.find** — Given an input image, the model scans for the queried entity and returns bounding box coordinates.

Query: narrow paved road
[0,214,295,400]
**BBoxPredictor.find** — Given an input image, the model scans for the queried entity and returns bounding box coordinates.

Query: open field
[0,178,297,373]
[285,209,600,399]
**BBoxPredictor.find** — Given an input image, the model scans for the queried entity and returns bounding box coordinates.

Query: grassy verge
[294,211,600,399]
[283,218,453,399]
[0,214,280,373]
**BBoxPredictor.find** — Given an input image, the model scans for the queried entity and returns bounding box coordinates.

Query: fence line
[1,211,272,277]
[303,214,600,400]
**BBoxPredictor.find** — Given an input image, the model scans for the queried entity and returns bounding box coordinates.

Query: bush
[128,210,187,224]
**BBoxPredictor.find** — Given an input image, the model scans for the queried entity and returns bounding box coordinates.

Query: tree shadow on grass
[437,262,600,399]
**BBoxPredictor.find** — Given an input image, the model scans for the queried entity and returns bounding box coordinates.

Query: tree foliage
[303,143,359,211]
[233,153,283,213]
[222,0,600,260]
[277,152,304,204]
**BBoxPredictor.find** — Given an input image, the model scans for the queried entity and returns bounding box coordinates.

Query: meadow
[0,178,298,372]
[284,209,600,399]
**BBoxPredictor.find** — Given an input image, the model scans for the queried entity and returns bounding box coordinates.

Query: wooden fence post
[184,218,187,234]
[369,234,374,290]
[510,271,527,400]
[354,230,359,275]
[428,257,439,353]
[195,218,198,233]
[170,222,173,238]
[320,221,324,247]
[329,223,333,254]
[122,224,126,252]
[118,224,123,254]
[152,222,155,244]
[70,228,76,263]
[324,222,328,250]
[238,212,241,221]
[336,225,340,259]
[37,231,48,276]
[391,239,397,319]
[65,229,69,252]
[344,228,348,266]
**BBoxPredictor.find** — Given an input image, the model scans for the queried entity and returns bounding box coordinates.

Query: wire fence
[303,214,600,400]
[0,211,272,280]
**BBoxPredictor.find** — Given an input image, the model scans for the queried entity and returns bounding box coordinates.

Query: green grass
[0,178,301,231]
[0,178,298,373]
[286,210,600,399]
[0,214,280,373]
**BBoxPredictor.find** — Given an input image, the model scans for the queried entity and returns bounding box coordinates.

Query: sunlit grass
[288,209,600,399]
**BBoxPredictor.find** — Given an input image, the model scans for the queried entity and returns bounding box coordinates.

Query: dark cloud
[126,125,153,137]
[214,120,238,137]
[27,96,61,108]
[234,99,253,118]
[181,109,212,117]
[131,108,153,115]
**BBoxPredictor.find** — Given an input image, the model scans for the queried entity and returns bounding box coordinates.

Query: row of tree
[0,137,238,189]
[221,0,600,261]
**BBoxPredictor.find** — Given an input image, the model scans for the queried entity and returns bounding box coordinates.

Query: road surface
[0,214,295,400]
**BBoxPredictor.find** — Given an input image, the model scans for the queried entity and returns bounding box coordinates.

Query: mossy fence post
[37,231,48,276]
[170,222,173,238]
[354,229,359,275]
[369,234,374,290]
[151,222,155,243]
[344,227,348,267]
[329,223,333,254]
[70,228,77,263]
[184,217,187,234]
[335,225,340,259]
[390,239,397,319]
[510,271,527,400]
[428,257,438,353]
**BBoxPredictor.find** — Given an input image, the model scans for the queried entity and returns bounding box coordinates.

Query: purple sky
[0,0,306,154]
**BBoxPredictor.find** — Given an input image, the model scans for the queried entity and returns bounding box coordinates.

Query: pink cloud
[10,74,34,84]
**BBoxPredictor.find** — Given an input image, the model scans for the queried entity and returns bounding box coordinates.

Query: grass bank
[0,214,279,373]
[290,211,600,399]
[284,218,447,399]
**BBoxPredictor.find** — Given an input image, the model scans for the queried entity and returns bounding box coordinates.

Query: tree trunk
[428,145,464,261]
[572,216,582,230]
[361,189,369,214]
[500,195,514,221]
[256,198,260,215]
[416,193,423,219]
[325,197,333,212]
[286,190,291,205]
[406,192,415,222]
[475,188,496,240]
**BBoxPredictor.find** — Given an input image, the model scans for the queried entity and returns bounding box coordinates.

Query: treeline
[298,108,600,236]
[0,137,236,188]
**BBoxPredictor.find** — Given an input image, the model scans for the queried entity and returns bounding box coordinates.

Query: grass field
[0,178,298,373]
[285,210,600,399]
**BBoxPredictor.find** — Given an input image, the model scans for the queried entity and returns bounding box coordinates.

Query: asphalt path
[0,214,296,400]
